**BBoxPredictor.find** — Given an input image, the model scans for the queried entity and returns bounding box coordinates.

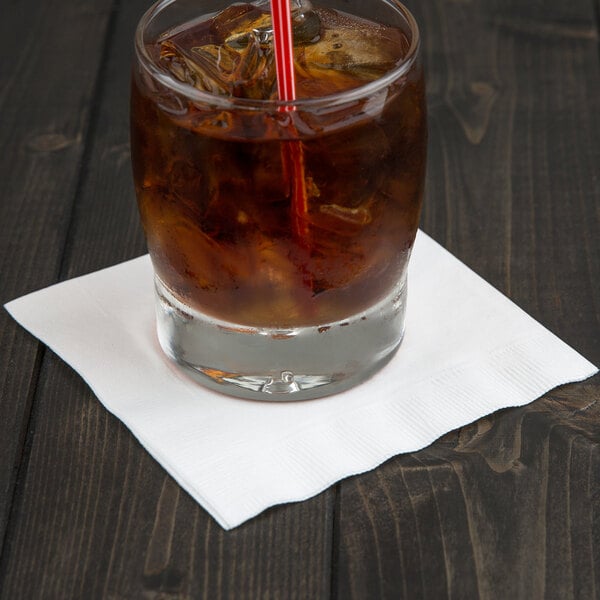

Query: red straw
[270,0,310,248]
[270,0,297,104]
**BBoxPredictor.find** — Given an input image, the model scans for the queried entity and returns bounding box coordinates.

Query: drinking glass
[131,0,427,400]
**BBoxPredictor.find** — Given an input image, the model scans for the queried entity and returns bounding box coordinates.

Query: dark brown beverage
[131,1,426,329]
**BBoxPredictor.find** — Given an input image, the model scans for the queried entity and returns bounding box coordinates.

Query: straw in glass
[270,0,310,248]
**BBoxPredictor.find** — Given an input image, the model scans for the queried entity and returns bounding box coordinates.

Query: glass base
[154,276,407,401]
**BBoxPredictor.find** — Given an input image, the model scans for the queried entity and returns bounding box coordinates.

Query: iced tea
[131,0,426,398]
[131,0,425,328]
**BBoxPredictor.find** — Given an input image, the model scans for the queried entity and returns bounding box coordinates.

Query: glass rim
[134,0,421,110]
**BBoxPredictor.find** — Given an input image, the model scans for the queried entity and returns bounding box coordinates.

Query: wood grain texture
[334,387,600,600]
[1,0,599,597]
[416,0,600,360]
[0,0,115,555]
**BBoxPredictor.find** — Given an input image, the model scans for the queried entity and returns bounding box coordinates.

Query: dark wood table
[1,0,599,597]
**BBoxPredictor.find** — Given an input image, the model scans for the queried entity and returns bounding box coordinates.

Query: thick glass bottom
[155,275,407,401]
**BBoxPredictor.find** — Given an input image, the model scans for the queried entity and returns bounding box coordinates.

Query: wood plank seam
[0,0,122,581]
[0,345,46,578]
[328,483,341,600]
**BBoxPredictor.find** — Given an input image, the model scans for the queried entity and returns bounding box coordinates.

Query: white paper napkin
[5,231,597,529]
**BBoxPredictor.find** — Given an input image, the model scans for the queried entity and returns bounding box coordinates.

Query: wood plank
[0,0,334,597]
[3,0,599,596]
[0,0,115,555]
[417,0,600,352]
[334,387,600,599]
[334,0,600,595]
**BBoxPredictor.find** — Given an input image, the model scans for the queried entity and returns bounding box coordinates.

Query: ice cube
[319,204,371,225]
[160,33,277,99]
[226,35,277,98]
[303,121,389,216]
[160,40,233,95]
[220,0,321,49]
[309,202,373,238]
[216,5,273,48]
[210,3,259,43]
[297,8,405,81]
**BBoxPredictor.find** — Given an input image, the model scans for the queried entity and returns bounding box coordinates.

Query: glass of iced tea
[131,0,426,400]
